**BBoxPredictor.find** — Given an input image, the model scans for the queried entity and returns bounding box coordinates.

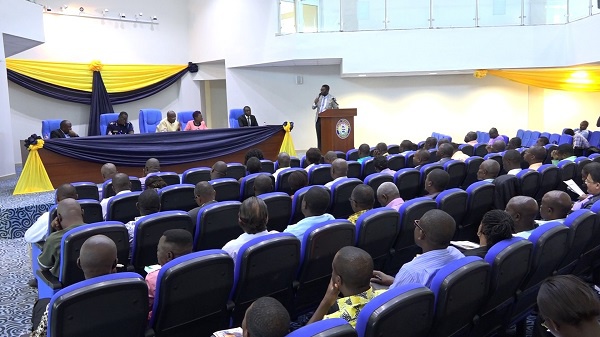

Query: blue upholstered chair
[229,108,244,128]
[239,173,275,200]
[47,272,148,337]
[435,188,468,233]
[363,173,394,208]
[346,149,359,161]
[48,200,104,235]
[139,109,163,133]
[70,182,100,201]
[99,113,120,135]
[308,164,333,185]
[257,192,292,232]
[461,157,484,189]
[274,167,304,195]
[548,133,561,144]
[290,186,330,225]
[101,176,142,199]
[528,131,541,147]
[516,169,540,198]
[209,178,241,201]
[387,154,405,171]
[177,110,194,127]
[181,167,211,185]
[347,161,362,179]
[443,160,467,189]
[41,119,62,139]
[558,134,573,145]
[158,184,196,211]
[106,191,142,223]
[329,178,363,219]
[393,168,421,201]
[387,144,400,155]
[287,318,356,337]
[558,209,596,275]
[226,162,246,180]
[260,160,275,174]
[458,181,495,241]
[146,172,181,186]
[355,208,399,270]
[193,201,242,251]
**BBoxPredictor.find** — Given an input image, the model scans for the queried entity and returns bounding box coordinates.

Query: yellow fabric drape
[6,59,187,93]
[279,122,297,157]
[474,66,600,92]
[13,141,54,195]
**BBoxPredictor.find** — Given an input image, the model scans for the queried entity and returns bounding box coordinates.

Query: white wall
[0,36,16,176]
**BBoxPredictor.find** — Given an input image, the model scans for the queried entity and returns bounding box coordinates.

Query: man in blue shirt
[106,111,134,135]
[371,209,464,289]
[284,186,333,239]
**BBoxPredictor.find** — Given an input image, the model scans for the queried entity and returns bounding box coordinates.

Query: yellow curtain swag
[13,140,54,195]
[6,59,187,93]
[474,66,600,92]
[279,122,297,157]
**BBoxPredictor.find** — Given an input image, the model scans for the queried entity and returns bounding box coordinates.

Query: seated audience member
[450,142,469,162]
[305,147,323,171]
[184,110,208,131]
[437,143,454,164]
[323,151,338,164]
[245,148,265,163]
[565,128,590,157]
[101,163,118,182]
[464,210,514,258]
[253,174,273,196]
[356,144,372,164]
[464,131,478,146]
[145,176,167,190]
[238,106,258,127]
[423,137,437,150]
[573,162,600,210]
[325,158,348,188]
[288,170,308,197]
[424,169,449,199]
[211,161,227,180]
[37,199,86,278]
[537,190,571,226]
[374,142,388,156]
[50,120,78,138]
[29,235,118,336]
[487,127,503,145]
[373,155,395,176]
[146,229,193,309]
[223,197,271,260]
[100,173,132,219]
[505,196,539,239]
[503,150,523,175]
[574,120,590,139]
[399,140,416,154]
[273,152,291,182]
[551,143,577,165]
[156,110,181,132]
[246,157,262,175]
[308,246,385,328]
[536,275,600,337]
[524,146,546,170]
[348,184,375,224]
[535,136,550,147]
[376,182,404,211]
[371,209,464,289]
[140,158,161,189]
[488,139,506,153]
[188,181,217,231]
[477,159,501,182]
[241,297,290,337]
[124,189,161,252]
[25,184,78,245]
[284,186,333,239]
[106,111,134,135]
[412,149,430,170]
[507,137,522,150]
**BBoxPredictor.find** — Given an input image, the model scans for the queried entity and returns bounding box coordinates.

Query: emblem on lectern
[336,119,351,140]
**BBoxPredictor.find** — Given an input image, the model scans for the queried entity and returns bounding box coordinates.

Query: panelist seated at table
[156,110,181,132]
[183,110,208,131]
[50,120,79,139]
[106,111,135,135]
[238,106,259,127]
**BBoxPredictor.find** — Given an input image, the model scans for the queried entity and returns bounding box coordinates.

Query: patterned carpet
[0,238,36,337]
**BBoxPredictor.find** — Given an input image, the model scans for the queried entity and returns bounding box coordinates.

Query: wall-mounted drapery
[474,66,600,92]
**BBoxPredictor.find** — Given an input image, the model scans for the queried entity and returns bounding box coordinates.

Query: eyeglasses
[414,219,425,234]
[584,178,599,185]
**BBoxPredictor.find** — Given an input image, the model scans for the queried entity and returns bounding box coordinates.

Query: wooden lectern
[319,108,358,153]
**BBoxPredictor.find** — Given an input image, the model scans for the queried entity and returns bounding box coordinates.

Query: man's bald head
[101,163,118,181]
[324,151,338,164]
[350,184,374,212]
[505,196,538,233]
[277,152,291,168]
[478,159,501,180]
[437,143,454,159]
[194,181,216,206]
[331,158,348,179]
[57,198,84,229]
[253,174,273,196]
[525,146,546,164]
[211,161,227,179]
[112,173,131,193]
[376,182,400,207]
[491,140,506,153]
[540,190,572,221]
[145,158,160,174]
[56,183,78,202]
[417,209,456,249]
[78,235,117,279]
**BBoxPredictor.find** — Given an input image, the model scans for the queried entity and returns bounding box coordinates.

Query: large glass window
[478,0,524,26]
[279,0,296,34]
[432,0,477,28]
[386,0,431,29]
[341,0,386,31]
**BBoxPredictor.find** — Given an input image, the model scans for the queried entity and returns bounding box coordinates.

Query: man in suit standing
[312,84,339,150]
[50,120,79,138]
[238,106,258,127]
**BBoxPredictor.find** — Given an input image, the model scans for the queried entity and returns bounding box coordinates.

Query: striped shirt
[390,246,465,289]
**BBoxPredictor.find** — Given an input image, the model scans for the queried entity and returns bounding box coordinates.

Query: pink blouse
[184,120,207,131]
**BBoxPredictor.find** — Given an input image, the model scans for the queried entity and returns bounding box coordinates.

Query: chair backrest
[364,173,394,208]
[194,201,243,251]
[209,178,241,201]
[139,109,163,133]
[355,208,400,270]
[308,164,333,185]
[393,168,421,201]
[42,119,63,139]
[48,272,148,337]
[461,156,484,188]
[101,176,142,199]
[575,157,591,186]
[290,156,301,167]
[492,175,519,210]
[435,188,468,230]
[346,149,359,161]
[229,108,244,128]
[535,164,560,201]
[295,220,355,315]
[329,178,363,218]
[387,144,400,155]
[99,113,120,135]
[558,209,596,274]
[177,110,194,127]
[522,222,569,291]
[558,134,573,145]
[275,167,304,194]
[473,143,488,157]
[257,192,292,232]
[347,161,362,178]
[516,169,541,198]
[528,131,541,147]
[443,160,467,189]
[589,131,600,147]
[59,222,129,287]
[181,167,211,185]
[429,257,490,337]
[240,173,275,200]
[461,181,495,241]
[356,284,434,337]
[130,211,193,272]
[59,199,104,225]
[259,159,275,174]
[158,184,197,211]
[71,182,100,201]
[226,162,246,180]
[106,191,142,223]
[290,185,330,225]
[149,250,234,337]
[387,154,405,171]
[557,160,576,183]
[147,172,181,186]
[548,133,561,144]
[361,158,377,178]
[516,129,525,139]
[287,318,357,337]
[230,233,300,326]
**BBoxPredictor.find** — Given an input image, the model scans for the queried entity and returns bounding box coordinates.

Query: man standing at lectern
[312,84,339,150]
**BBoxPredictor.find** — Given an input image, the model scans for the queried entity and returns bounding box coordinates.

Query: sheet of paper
[451,241,480,250]
[564,179,585,196]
